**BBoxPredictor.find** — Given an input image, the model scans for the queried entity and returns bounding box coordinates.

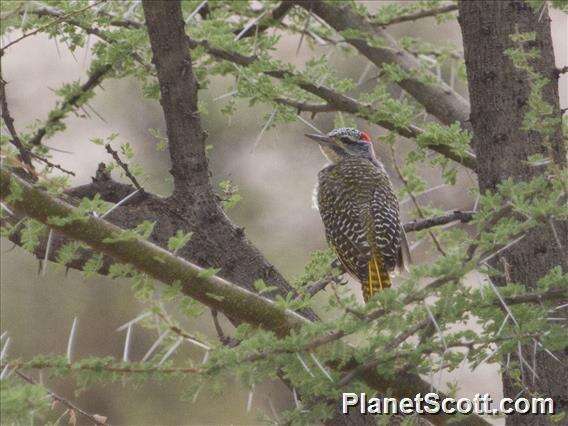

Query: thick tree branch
[292,1,471,129]
[143,0,209,198]
[0,168,489,426]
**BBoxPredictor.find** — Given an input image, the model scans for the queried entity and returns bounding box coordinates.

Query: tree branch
[187,35,476,169]
[232,2,293,39]
[0,167,489,426]
[0,73,35,173]
[104,144,142,190]
[403,210,474,232]
[13,369,109,426]
[292,1,471,128]
[23,3,476,170]
[373,4,459,27]
[143,0,209,199]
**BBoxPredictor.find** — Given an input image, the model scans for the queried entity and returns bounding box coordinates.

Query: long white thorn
[235,10,268,41]
[292,388,301,409]
[158,337,183,366]
[0,364,12,380]
[518,342,538,381]
[310,352,333,381]
[0,337,10,362]
[480,234,526,265]
[550,303,568,312]
[123,324,133,362]
[185,336,210,351]
[100,188,141,219]
[186,0,208,23]
[66,317,78,363]
[486,279,519,328]
[296,114,324,135]
[0,202,14,216]
[213,90,238,102]
[116,312,151,331]
[357,62,373,86]
[424,304,447,352]
[252,108,277,152]
[191,384,203,403]
[246,384,255,412]
[295,353,314,377]
[496,313,510,337]
[535,340,561,363]
[141,330,169,362]
[41,229,54,276]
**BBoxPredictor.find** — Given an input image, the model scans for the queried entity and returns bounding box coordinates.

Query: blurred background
[1,1,566,425]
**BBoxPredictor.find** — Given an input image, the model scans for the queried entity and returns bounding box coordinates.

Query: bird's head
[305,127,375,163]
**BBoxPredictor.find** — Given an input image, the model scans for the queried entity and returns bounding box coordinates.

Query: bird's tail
[363,253,391,302]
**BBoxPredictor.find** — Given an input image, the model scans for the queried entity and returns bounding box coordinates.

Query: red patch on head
[360,132,371,143]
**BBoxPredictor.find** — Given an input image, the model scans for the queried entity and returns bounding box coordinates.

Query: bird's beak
[304,133,332,144]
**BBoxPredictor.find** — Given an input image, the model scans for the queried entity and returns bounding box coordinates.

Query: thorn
[0,202,14,216]
[41,229,54,276]
[296,114,324,135]
[310,352,333,381]
[184,336,210,351]
[158,337,183,365]
[116,312,151,331]
[251,108,277,152]
[66,317,78,363]
[292,388,301,409]
[100,188,141,218]
[191,384,203,403]
[235,10,268,41]
[246,384,255,412]
[186,0,208,23]
[295,353,314,377]
[0,337,10,362]
[123,324,133,363]
[141,330,169,362]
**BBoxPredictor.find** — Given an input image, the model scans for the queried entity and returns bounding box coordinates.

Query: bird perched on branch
[305,128,410,302]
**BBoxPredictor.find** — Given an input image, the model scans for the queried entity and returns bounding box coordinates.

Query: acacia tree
[0,1,566,425]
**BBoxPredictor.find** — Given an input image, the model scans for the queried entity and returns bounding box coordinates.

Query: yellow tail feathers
[363,254,391,302]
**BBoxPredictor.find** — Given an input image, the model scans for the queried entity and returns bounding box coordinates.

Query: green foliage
[218,180,243,210]
[167,230,193,254]
[0,380,50,424]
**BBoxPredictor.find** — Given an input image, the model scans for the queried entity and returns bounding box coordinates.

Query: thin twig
[403,210,474,233]
[14,370,109,425]
[0,0,106,52]
[30,152,75,176]
[104,144,143,190]
[0,75,35,172]
[372,3,458,27]
[28,65,112,147]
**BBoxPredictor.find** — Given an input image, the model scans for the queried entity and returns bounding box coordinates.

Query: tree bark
[458,2,567,425]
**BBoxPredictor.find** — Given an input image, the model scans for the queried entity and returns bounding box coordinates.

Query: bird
[305,127,410,302]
